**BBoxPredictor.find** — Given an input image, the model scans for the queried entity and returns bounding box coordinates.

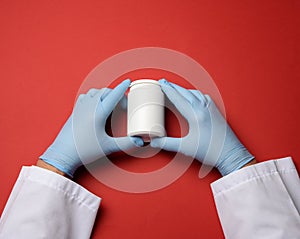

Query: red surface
[0,0,299,238]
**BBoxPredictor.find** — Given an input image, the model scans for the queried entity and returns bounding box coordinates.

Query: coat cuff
[211,156,296,196]
[21,165,101,212]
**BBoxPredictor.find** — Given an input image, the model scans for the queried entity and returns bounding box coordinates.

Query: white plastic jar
[127,79,165,142]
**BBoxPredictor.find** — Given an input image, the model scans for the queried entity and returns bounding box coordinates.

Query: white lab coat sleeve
[0,166,101,239]
[211,156,300,239]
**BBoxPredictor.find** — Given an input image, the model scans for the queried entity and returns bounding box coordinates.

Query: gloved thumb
[119,95,128,111]
[150,137,181,153]
[102,79,131,117]
[109,136,144,153]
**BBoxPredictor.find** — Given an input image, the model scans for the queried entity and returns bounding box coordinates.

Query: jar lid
[130,79,160,87]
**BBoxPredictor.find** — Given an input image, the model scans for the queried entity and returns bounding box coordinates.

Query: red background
[0,0,299,238]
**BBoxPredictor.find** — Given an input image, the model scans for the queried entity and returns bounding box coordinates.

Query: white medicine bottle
[127,79,165,142]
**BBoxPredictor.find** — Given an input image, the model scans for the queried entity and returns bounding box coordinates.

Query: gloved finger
[158,79,194,120]
[86,88,100,97]
[119,95,128,110]
[76,94,86,103]
[100,89,127,110]
[204,94,212,103]
[85,88,112,100]
[102,79,131,117]
[98,88,112,100]
[109,136,144,153]
[167,82,198,104]
[202,94,214,108]
[189,90,207,107]
[150,137,182,153]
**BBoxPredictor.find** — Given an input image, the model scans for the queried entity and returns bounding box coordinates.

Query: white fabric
[211,156,300,239]
[0,166,101,239]
[0,158,299,239]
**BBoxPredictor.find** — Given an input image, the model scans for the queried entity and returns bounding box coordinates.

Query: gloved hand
[151,79,254,176]
[40,79,143,177]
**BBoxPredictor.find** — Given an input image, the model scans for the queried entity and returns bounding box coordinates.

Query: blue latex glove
[40,79,143,177]
[151,79,254,176]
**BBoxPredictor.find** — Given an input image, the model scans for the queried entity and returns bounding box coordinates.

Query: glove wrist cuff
[39,147,81,178]
[217,146,255,176]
